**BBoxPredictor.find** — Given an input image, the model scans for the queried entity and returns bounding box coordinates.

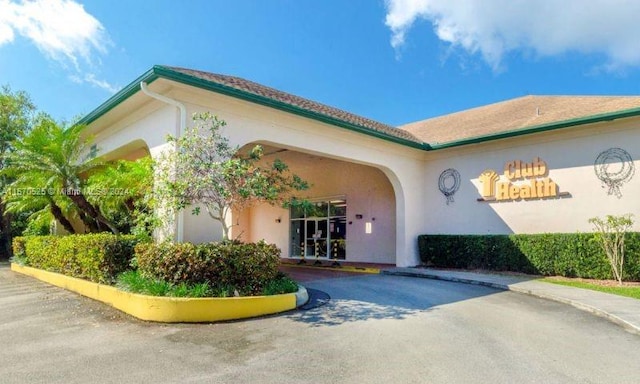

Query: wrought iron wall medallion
[438,168,461,204]
[594,148,635,198]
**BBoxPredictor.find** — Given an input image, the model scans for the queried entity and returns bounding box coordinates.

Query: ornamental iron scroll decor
[438,168,461,204]
[594,148,635,198]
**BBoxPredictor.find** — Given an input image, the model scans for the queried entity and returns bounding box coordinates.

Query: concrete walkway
[384,268,640,335]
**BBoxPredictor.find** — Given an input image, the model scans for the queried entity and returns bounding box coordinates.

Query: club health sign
[477,157,569,202]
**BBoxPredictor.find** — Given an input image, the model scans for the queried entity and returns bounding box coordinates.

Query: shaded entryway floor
[279,265,367,282]
[279,261,393,283]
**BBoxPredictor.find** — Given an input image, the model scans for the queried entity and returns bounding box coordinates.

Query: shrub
[12,236,27,260]
[135,240,281,295]
[589,214,634,284]
[418,233,640,281]
[13,234,138,284]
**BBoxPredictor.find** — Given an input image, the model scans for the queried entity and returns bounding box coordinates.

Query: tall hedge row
[13,234,138,284]
[134,240,281,295]
[418,233,640,281]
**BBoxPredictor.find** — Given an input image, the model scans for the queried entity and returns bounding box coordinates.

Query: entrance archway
[233,144,397,265]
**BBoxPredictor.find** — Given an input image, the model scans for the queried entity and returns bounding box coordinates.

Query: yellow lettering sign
[479,170,500,197]
[478,158,566,202]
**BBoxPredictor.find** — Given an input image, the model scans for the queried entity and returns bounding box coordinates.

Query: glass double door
[304,219,328,258]
[290,199,346,260]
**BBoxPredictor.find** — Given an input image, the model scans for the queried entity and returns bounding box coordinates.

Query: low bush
[11,236,27,262]
[418,233,640,281]
[13,234,138,284]
[135,240,281,296]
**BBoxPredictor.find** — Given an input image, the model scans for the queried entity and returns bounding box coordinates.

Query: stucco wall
[238,151,396,264]
[86,79,640,266]
[422,118,640,234]
[175,86,425,266]
[89,80,426,266]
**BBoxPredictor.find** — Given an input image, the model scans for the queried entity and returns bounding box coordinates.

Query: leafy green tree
[589,214,634,285]
[87,157,155,236]
[3,172,77,234]
[0,86,35,258]
[155,112,308,240]
[3,115,120,234]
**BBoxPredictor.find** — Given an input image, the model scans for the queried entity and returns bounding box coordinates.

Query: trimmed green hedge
[13,234,138,284]
[12,236,27,261]
[134,240,281,296]
[418,233,640,281]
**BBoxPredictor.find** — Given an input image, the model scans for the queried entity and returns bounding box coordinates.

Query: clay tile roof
[401,95,640,145]
[163,66,423,145]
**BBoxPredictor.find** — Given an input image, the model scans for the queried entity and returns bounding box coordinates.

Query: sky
[1,0,640,127]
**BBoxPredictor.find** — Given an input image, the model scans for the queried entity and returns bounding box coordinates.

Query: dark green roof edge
[78,67,159,126]
[78,65,640,152]
[151,66,427,150]
[426,106,640,150]
[79,65,428,150]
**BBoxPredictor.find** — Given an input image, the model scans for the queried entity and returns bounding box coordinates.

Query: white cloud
[0,0,118,92]
[82,73,118,93]
[385,0,640,71]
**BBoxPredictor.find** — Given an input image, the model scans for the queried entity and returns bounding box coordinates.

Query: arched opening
[231,143,398,265]
[100,139,151,162]
[53,139,153,235]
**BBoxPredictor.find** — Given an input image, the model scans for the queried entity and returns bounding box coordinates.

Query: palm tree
[3,115,119,234]
[3,172,77,234]
[87,157,154,234]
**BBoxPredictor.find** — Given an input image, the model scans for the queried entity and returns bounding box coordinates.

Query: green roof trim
[78,67,158,126]
[152,66,427,150]
[79,65,428,150]
[426,105,640,150]
[79,65,640,152]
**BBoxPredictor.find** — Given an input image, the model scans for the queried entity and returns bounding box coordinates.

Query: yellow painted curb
[282,263,381,274]
[11,263,298,323]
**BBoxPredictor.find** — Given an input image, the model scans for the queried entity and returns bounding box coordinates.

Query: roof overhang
[78,65,428,151]
[78,65,640,152]
[425,106,640,150]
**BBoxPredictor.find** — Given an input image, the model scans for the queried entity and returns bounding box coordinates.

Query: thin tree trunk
[205,204,230,240]
[49,201,76,234]
[78,209,99,233]
[65,187,120,234]
[0,202,11,259]
[124,198,136,213]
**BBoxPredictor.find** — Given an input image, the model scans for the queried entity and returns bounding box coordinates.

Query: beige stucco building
[81,66,640,267]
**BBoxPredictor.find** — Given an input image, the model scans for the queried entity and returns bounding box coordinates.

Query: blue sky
[2,0,640,126]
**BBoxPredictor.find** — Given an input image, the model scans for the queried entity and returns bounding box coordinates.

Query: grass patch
[117,270,298,298]
[542,278,640,300]
[263,273,298,295]
[117,271,173,296]
[117,270,212,298]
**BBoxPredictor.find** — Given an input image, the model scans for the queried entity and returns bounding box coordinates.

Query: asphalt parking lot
[2,263,640,384]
